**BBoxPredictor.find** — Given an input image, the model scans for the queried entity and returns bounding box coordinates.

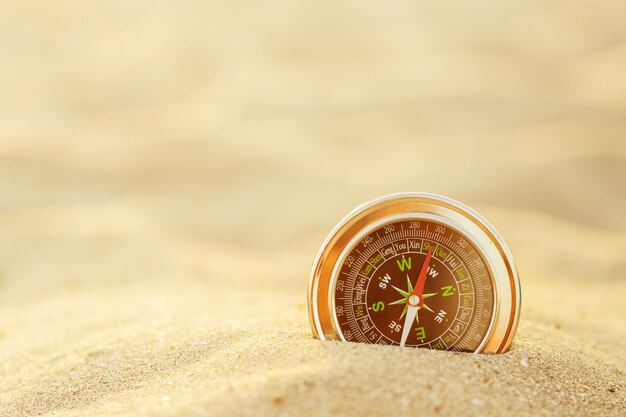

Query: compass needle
[399,306,418,347]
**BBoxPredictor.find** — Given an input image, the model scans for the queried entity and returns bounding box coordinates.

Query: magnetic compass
[308,193,521,353]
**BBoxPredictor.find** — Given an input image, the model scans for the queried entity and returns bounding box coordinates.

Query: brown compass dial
[332,218,495,352]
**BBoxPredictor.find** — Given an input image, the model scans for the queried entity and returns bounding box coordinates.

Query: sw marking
[379,273,392,289]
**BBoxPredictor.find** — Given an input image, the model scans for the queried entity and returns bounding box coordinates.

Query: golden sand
[0,1,625,416]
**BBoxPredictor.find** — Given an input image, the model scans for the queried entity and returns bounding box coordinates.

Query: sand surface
[1,1,625,416]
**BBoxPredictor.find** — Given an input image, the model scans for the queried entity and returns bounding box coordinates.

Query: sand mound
[1,1,625,416]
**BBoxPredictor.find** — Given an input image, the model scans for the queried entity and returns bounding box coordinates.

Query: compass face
[332,218,495,352]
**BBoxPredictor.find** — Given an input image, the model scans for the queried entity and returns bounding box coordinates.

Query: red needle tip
[410,248,432,307]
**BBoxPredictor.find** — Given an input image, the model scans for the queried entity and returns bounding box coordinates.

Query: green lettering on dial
[415,326,426,340]
[441,285,456,297]
[396,256,412,271]
[371,301,385,312]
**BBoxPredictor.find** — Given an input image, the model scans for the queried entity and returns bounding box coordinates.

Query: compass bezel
[308,192,521,354]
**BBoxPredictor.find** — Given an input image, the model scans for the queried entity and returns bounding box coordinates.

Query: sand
[1,1,625,416]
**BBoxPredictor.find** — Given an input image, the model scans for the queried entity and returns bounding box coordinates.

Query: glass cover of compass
[308,193,521,353]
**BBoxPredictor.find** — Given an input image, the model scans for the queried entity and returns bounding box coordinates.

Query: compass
[308,193,521,353]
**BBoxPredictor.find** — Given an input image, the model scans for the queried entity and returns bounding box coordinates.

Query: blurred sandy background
[0,1,625,416]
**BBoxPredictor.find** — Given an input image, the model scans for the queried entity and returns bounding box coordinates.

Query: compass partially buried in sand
[308,193,521,353]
